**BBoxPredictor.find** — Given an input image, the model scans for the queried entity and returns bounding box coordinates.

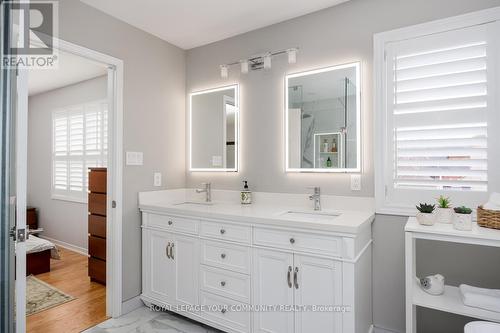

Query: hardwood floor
[27,247,108,333]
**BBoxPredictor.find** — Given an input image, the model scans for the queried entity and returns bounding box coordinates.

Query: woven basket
[477,206,500,230]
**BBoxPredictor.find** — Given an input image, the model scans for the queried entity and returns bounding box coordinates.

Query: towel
[459,284,500,313]
[483,192,500,211]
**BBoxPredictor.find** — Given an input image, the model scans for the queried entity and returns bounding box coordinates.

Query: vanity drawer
[200,291,250,333]
[200,265,251,303]
[200,220,251,244]
[147,213,198,235]
[253,227,342,257]
[201,240,251,274]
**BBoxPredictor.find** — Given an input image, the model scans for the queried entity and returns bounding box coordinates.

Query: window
[375,9,500,215]
[52,100,108,202]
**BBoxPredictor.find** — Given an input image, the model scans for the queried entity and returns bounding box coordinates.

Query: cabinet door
[149,230,176,304]
[253,249,294,333]
[173,234,199,309]
[293,255,342,333]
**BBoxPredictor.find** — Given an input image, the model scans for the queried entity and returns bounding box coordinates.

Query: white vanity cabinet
[141,209,373,333]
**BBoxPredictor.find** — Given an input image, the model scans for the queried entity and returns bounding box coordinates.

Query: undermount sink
[278,210,340,222]
[173,201,214,207]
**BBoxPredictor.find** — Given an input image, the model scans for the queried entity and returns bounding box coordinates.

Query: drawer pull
[166,243,171,259]
[220,253,226,259]
[294,267,299,289]
[221,308,227,314]
[220,228,226,234]
[220,281,226,287]
[170,243,174,260]
[289,238,295,244]
[168,220,173,225]
[287,266,292,288]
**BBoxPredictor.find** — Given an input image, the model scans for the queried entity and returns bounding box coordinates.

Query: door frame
[22,37,124,318]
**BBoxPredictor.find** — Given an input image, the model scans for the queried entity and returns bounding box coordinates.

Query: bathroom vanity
[139,189,374,333]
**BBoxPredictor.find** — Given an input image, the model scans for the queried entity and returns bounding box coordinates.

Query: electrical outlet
[153,172,162,187]
[351,174,361,191]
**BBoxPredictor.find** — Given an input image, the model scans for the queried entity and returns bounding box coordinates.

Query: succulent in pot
[453,206,473,231]
[436,195,453,224]
[416,203,436,226]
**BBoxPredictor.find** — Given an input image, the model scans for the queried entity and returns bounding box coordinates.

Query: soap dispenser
[241,181,252,205]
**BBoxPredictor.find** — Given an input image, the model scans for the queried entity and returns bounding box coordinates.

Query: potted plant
[436,195,453,224]
[453,206,473,231]
[416,203,436,226]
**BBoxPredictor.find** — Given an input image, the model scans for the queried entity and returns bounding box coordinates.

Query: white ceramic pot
[453,213,472,231]
[416,212,436,226]
[436,207,453,224]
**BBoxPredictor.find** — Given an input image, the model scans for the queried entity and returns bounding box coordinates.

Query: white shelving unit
[405,217,500,332]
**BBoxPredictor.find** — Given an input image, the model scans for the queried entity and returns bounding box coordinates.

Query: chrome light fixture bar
[220,47,299,78]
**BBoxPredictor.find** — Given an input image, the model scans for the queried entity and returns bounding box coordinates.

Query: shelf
[412,280,500,322]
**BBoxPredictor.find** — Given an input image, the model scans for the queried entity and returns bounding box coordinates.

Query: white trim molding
[373,6,500,216]
[39,235,88,256]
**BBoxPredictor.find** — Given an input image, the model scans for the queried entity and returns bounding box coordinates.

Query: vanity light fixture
[219,47,298,78]
[220,65,228,78]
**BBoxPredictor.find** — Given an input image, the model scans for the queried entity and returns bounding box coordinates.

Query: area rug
[26,275,75,316]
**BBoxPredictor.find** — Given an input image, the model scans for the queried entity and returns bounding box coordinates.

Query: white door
[149,230,176,304]
[253,249,294,333]
[293,255,343,333]
[173,234,199,310]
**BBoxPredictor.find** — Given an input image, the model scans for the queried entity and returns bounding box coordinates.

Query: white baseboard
[373,326,403,333]
[39,235,88,256]
[121,296,144,315]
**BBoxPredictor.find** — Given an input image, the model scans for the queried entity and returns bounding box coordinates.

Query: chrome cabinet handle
[289,238,295,244]
[170,243,174,260]
[220,229,226,234]
[220,281,226,287]
[166,243,171,259]
[287,266,292,288]
[220,253,226,259]
[294,267,299,289]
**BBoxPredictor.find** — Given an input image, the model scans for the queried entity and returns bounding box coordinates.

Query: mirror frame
[284,62,361,173]
[189,84,240,172]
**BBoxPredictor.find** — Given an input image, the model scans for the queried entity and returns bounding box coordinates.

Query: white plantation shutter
[52,100,107,202]
[379,21,500,212]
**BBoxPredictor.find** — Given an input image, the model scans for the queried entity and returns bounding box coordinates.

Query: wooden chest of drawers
[88,167,107,285]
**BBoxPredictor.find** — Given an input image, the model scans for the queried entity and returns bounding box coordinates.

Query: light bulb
[220,65,228,78]
[287,48,297,64]
[263,53,271,70]
[240,60,249,74]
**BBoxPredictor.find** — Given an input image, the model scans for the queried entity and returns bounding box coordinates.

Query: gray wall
[27,76,107,252]
[57,0,186,301]
[185,0,500,332]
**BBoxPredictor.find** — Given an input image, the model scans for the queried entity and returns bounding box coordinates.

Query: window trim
[374,6,500,216]
[51,99,108,203]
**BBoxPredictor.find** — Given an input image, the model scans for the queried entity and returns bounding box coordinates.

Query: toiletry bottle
[241,181,252,204]
[326,157,332,167]
[323,139,329,153]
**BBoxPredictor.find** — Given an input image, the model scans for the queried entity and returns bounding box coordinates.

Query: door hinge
[112,200,116,208]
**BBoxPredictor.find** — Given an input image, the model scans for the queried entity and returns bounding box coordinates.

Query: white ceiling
[80,0,349,49]
[29,50,107,96]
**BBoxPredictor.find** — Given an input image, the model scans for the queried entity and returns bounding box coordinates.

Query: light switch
[153,172,162,187]
[351,174,361,191]
[126,151,143,166]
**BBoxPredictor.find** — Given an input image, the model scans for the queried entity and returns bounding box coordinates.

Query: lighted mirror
[285,62,360,172]
[190,84,239,171]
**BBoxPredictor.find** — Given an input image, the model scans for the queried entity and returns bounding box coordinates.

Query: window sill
[51,194,87,204]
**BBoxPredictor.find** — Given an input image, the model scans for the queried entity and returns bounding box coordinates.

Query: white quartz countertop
[138,189,375,234]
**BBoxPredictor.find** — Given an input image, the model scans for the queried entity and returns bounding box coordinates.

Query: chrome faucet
[308,186,321,211]
[196,182,212,202]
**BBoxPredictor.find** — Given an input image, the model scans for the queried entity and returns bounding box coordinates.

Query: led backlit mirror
[285,62,360,172]
[190,84,239,171]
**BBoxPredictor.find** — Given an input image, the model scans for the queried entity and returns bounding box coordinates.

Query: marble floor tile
[83,306,222,333]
